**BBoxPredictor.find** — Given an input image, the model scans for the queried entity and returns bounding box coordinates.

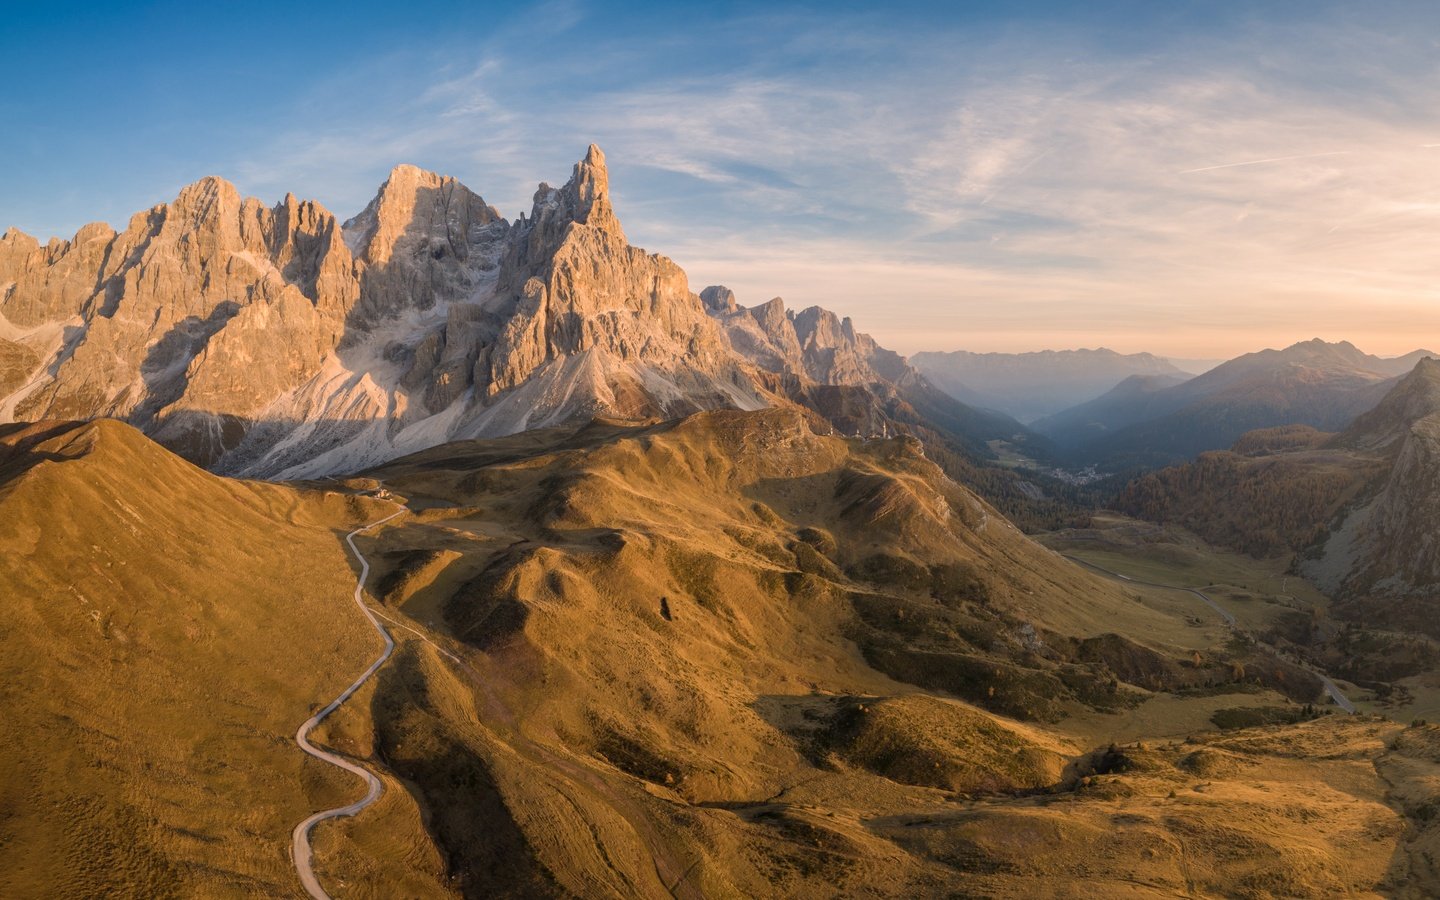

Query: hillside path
[290,509,405,900]
[1063,554,1236,625]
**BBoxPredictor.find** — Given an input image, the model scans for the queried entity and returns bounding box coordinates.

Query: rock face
[1304,357,1440,607]
[342,163,508,332]
[469,145,750,409]
[0,144,1022,479]
[1,179,358,464]
[709,292,915,388]
[1356,414,1440,593]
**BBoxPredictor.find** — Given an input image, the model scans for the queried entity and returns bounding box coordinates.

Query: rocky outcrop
[707,289,913,389]
[699,285,736,314]
[473,145,745,403]
[1355,412,1440,593]
[0,222,118,327]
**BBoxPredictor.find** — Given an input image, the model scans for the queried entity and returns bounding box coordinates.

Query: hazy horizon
[4,0,1437,359]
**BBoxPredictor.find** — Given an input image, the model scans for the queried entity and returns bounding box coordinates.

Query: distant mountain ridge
[911,347,1188,422]
[1034,338,1433,470]
[0,145,1033,480]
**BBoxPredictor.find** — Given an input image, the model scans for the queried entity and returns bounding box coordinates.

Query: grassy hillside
[340,408,1433,896]
[0,420,447,897]
[6,412,1438,897]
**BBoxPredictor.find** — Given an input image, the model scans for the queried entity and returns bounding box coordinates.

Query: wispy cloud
[26,2,1440,358]
[1176,151,1354,175]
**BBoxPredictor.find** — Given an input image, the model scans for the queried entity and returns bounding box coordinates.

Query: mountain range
[1117,357,1440,632]
[910,348,1190,422]
[0,146,1034,485]
[1031,338,1435,470]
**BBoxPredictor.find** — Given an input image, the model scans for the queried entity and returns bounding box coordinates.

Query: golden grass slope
[352,407,1439,897]
[5,411,1440,897]
[0,420,446,897]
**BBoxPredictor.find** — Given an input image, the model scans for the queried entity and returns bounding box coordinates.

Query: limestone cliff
[0,145,1017,479]
[1,177,358,463]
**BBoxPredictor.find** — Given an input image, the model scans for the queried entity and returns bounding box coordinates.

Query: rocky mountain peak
[344,164,501,266]
[700,290,911,390]
[0,227,39,276]
[700,285,737,313]
[751,296,790,332]
[793,305,858,350]
[172,175,242,228]
[563,143,621,236]
[1335,355,1440,451]
[73,222,117,245]
[1273,337,1374,371]
[0,144,952,479]
[471,144,741,405]
[339,163,506,331]
[515,143,625,247]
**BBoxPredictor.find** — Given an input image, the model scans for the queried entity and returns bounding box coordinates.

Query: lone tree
[660,597,673,621]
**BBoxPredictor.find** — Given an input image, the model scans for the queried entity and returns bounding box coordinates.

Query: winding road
[291,509,405,900]
[287,502,698,899]
[1062,554,1237,626]
[1062,553,1357,713]
[1315,673,1358,714]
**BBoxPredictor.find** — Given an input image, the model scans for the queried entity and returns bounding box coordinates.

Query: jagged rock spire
[560,143,623,239]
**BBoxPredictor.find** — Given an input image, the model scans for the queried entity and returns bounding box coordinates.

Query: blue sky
[3,1,1439,357]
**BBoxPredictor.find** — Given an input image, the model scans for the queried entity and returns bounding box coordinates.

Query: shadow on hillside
[367,644,560,898]
[132,301,241,424]
[0,420,91,485]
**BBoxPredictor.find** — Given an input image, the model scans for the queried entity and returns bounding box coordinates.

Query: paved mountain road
[1063,554,1237,626]
[1316,674,1358,714]
[287,502,697,899]
[291,509,405,900]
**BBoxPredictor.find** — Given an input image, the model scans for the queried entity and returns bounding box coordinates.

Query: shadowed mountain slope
[1304,357,1440,626]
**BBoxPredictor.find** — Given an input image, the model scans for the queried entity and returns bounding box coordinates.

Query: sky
[2,0,1438,358]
